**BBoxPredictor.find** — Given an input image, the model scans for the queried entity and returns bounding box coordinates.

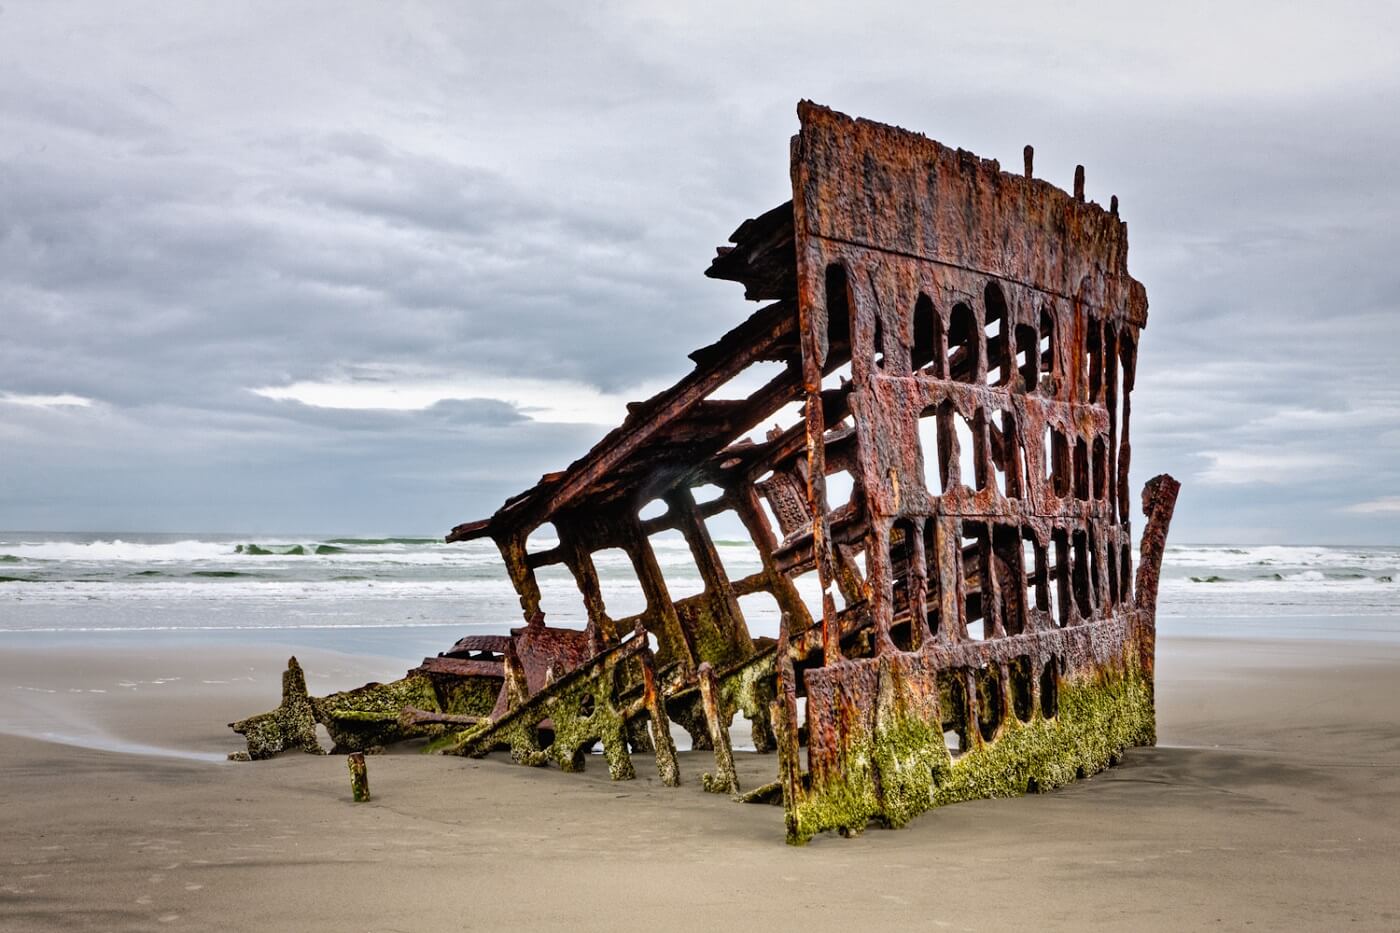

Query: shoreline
[3,629,1398,762]
[2,633,1399,930]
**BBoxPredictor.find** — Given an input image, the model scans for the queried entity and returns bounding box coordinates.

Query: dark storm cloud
[1,1,1397,540]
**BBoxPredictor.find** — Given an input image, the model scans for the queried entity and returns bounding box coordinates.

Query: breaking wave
[2,535,1398,636]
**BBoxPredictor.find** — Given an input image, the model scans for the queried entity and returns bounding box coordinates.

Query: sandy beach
[5,1,1399,930]
[0,634,1396,931]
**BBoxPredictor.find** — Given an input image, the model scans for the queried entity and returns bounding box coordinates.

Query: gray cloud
[1,1,1397,542]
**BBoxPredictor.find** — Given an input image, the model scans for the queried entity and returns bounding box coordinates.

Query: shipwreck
[231,102,1180,844]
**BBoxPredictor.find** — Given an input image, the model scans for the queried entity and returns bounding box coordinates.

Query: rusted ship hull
[231,102,1178,844]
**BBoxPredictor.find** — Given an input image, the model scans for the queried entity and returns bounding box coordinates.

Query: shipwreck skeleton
[231,102,1180,844]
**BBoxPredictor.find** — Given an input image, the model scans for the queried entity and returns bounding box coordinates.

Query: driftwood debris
[231,102,1178,844]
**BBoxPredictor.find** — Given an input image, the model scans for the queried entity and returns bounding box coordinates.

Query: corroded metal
[697,662,739,794]
[228,657,324,760]
[347,752,370,802]
[231,102,1178,844]
[444,623,681,786]
[229,648,502,759]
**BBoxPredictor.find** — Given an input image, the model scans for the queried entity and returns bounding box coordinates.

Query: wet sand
[2,636,1398,931]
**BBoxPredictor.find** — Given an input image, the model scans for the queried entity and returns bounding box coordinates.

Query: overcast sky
[2,1,1398,543]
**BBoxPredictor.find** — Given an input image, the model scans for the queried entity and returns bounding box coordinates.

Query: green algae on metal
[227,657,324,760]
[784,657,1154,845]
[230,660,501,758]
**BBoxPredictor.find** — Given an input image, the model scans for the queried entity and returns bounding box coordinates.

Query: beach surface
[2,635,1398,932]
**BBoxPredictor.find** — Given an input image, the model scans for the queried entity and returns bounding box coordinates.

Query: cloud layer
[2,1,1397,542]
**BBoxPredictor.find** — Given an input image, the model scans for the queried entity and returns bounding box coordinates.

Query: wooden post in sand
[347,752,370,802]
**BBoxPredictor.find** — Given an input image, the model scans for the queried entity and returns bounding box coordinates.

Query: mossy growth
[439,640,680,786]
[315,674,443,752]
[436,676,500,718]
[785,659,1154,845]
[347,752,371,802]
[229,654,508,758]
[444,653,638,780]
[717,650,778,752]
[787,658,944,841]
[673,596,754,672]
[544,674,636,780]
[869,683,949,829]
[667,648,778,754]
[228,657,325,760]
[931,663,1152,807]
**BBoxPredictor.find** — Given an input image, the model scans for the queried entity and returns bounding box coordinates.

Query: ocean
[2,533,1398,663]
